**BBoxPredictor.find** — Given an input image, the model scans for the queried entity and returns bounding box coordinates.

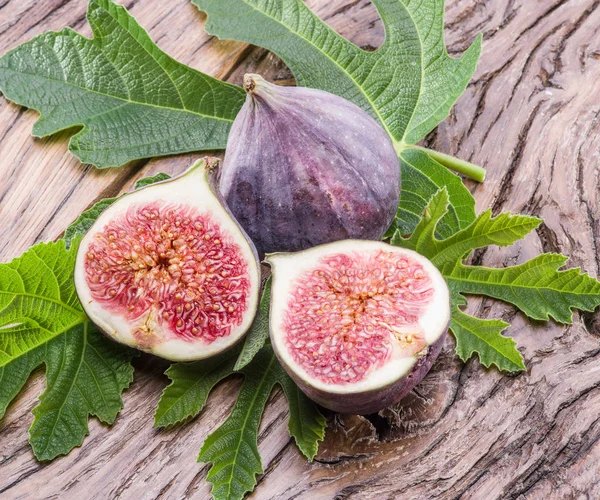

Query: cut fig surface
[74,158,261,361]
[267,240,450,414]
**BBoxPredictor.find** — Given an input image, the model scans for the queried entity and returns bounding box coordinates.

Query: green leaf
[394,188,542,266]
[29,322,135,460]
[431,210,542,267]
[401,3,482,144]
[198,346,325,500]
[450,308,524,372]
[0,241,135,460]
[0,345,44,420]
[234,279,271,371]
[64,172,172,247]
[392,189,600,371]
[0,241,85,366]
[446,255,600,323]
[277,370,326,460]
[134,172,171,190]
[394,149,476,239]
[0,0,244,168]
[155,343,325,500]
[198,349,276,500]
[64,197,118,248]
[194,0,480,146]
[154,349,239,428]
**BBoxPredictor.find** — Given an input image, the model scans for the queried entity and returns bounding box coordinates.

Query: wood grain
[1,0,600,498]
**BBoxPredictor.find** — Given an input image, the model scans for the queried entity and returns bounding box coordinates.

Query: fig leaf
[449,309,523,372]
[155,346,326,500]
[234,278,272,371]
[395,188,543,266]
[194,0,481,147]
[153,348,240,429]
[396,148,477,238]
[392,189,600,371]
[0,0,244,168]
[63,197,119,249]
[133,172,171,189]
[0,240,136,460]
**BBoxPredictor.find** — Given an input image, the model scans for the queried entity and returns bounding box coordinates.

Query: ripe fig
[266,240,450,415]
[74,158,261,362]
[220,74,401,256]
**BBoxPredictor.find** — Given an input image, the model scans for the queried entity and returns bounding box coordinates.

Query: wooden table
[1,0,600,498]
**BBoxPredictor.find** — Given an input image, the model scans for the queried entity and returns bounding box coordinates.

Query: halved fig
[74,158,261,362]
[266,240,450,414]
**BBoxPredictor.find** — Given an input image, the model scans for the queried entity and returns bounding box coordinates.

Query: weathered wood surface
[1,0,600,498]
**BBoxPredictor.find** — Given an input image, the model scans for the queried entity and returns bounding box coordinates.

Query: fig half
[74,158,261,362]
[220,74,401,257]
[266,240,450,414]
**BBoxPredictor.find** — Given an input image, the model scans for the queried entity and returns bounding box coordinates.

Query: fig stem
[408,145,486,183]
[243,74,258,93]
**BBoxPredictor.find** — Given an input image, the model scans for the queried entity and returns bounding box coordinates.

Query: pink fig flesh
[267,240,450,415]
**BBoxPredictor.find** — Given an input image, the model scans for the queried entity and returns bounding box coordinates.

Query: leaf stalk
[407,145,486,183]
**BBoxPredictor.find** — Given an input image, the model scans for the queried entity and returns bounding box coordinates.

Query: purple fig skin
[203,157,261,269]
[220,74,401,257]
[272,324,449,415]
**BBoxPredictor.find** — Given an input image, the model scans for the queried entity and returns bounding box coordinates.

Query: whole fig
[74,157,261,362]
[267,240,450,415]
[220,74,401,256]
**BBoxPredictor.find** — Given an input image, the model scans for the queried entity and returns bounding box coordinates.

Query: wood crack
[492,100,545,214]
[518,0,571,38]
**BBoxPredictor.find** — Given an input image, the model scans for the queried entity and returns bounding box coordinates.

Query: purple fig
[266,240,450,415]
[74,158,261,361]
[220,74,401,256]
